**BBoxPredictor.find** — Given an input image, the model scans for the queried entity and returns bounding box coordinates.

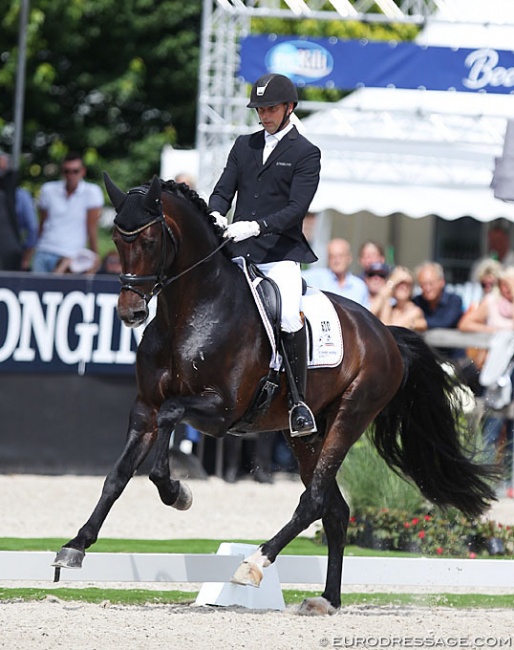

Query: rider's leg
[256,261,316,437]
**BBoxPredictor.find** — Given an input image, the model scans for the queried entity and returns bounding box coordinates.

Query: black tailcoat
[208,126,320,264]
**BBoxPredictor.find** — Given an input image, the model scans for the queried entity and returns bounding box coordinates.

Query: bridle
[115,200,230,304]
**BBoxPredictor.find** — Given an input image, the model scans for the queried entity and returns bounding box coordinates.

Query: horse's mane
[158,178,227,241]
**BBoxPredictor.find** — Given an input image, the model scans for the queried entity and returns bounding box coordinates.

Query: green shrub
[337,433,425,513]
[331,433,513,557]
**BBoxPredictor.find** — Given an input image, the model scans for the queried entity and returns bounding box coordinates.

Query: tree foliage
[1,1,418,193]
[0,0,202,191]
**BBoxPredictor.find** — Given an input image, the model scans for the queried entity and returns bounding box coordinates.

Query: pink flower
[417,530,425,539]
[436,547,444,555]
[469,552,477,559]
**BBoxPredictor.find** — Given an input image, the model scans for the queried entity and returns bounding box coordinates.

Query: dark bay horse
[53,174,497,615]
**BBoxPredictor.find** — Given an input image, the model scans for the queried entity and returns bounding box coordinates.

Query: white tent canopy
[302,0,514,221]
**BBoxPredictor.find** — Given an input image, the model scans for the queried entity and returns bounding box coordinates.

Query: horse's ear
[144,175,162,214]
[103,171,126,211]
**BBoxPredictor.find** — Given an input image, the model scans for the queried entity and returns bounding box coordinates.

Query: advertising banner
[0,273,154,375]
[239,35,514,94]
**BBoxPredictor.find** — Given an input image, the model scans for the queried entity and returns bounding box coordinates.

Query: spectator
[174,172,196,189]
[470,222,514,281]
[32,152,103,273]
[375,266,427,331]
[53,248,100,275]
[463,258,502,371]
[0,151,38,271]
[358,240,386,277]
[487,222,514,267]
[473,258,502,301]
[458,266,514,494]
[363,261,390,315]
[413,261,464,359]
[98,250,122,275]
[302,238,370,307]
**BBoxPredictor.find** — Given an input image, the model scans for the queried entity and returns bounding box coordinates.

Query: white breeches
[256,260,303,333]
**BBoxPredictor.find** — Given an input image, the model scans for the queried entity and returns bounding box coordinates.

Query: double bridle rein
[115,211,230,304]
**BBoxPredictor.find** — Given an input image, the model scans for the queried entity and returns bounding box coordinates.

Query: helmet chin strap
[275,104,292,133]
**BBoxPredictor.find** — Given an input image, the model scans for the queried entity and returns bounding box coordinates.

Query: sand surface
[1,474,513,650]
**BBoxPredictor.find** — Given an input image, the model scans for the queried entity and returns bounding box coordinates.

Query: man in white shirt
[303,238,370,308]
[32,152,104,273]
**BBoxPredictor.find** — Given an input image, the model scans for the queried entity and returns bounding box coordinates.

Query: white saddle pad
[233,257,343,370]
[303,288,344,369]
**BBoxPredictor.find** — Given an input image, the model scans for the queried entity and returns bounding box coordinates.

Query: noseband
[115,211,230,304]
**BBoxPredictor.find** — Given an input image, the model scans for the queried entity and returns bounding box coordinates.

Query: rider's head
[247,73,298,135]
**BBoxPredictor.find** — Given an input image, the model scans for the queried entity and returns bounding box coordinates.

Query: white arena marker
[195,543,285,611]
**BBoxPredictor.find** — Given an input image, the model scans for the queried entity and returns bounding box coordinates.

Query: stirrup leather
[289,401,317,437]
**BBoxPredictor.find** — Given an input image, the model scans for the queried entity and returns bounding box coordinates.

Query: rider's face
[256,103,291,134]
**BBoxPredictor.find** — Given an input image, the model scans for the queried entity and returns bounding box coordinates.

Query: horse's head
[105,173,177,327]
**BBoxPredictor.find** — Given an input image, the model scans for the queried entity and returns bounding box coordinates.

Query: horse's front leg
[53,400,157,569]
[147,398,192,510]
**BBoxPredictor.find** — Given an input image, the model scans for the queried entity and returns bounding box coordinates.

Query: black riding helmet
[247,73,299,109]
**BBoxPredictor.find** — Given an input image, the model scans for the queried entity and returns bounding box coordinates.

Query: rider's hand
[224,221,260,242]
[210,211,228,230]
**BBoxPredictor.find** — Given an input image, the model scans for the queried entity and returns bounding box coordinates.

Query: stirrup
[289,401,317,438]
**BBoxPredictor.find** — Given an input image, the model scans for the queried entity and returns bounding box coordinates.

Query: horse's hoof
[297,596,338,616]
[173,482,193,511]
[52,546,85,569]
[231,561,263,588]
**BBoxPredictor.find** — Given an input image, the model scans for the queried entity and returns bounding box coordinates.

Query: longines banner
[0,273,155,375]
[239,35,514,94]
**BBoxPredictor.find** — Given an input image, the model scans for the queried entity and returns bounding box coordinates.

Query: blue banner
[0,273,154,375]
[239,35,514,94]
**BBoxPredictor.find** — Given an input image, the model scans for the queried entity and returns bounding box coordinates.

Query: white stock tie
[263,134,278,163]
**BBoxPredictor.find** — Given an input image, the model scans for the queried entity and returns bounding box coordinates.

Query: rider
[208,73,321,437]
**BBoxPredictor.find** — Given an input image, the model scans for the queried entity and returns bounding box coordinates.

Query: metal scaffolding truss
[195,0,447,196]
[195,0,514,200]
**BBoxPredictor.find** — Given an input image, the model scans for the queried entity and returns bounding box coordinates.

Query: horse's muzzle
[117,295,149,328]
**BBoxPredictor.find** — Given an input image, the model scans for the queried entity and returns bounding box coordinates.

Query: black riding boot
[282,327,317,437]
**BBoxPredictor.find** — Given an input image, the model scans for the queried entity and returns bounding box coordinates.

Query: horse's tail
[373,326,498,519]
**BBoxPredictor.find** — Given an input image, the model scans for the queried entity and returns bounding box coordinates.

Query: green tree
[0,0,202,191]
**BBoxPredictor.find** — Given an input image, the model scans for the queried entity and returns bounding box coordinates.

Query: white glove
[210,211,228,230]
[224,221,260,242]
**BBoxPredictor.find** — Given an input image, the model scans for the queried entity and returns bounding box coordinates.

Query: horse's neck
[162,253,253,318]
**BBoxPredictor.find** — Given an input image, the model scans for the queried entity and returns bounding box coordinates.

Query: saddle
[228,263,283,434]
[247,263,282,348]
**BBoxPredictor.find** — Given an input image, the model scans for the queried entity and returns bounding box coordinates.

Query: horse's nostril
[133,310,148,323]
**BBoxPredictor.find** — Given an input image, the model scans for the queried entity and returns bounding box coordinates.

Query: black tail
[373,326,498,519]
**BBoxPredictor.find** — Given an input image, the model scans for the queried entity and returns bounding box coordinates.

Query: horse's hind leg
[53,401,157,569]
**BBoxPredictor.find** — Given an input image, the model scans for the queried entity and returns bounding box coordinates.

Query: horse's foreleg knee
[150,401,193,509]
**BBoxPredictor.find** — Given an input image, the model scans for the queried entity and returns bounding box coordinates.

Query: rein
[116,215,231,303]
